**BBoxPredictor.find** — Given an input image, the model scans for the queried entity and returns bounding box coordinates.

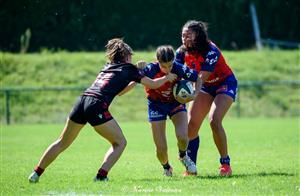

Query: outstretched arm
[118,82,137,96]
[141,73,177,89]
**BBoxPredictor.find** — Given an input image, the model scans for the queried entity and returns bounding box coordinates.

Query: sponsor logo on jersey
[205,56,218,65]
[206,77,220,83]
[207,51,216,56]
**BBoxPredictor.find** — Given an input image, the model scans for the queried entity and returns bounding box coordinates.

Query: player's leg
[170,111,188,153]
[93,119,127,181]
[151,120,172,176]
[28,119,84,183]
[187,91,213,164]
[208,94,233,176]
[171,111,197,174]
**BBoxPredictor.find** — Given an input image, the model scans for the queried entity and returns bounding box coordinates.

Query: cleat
[94,176,109,182]
[28,171,39,183]
[219,164,232,176]
[180,155,197,174]
[163,167,173,177]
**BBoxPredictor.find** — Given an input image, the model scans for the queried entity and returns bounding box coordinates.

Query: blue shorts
[202,74,238,101]
[147,99,186,122]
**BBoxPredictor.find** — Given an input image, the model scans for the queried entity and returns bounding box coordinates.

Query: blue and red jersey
[175,42,233,86]
[141,61,198,102]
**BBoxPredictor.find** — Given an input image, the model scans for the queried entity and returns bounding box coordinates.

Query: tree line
[1,0,299,52]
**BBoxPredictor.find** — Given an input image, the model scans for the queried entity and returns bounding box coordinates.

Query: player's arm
[119,61,150,96]
[199,47,220,82]
[194,76,203,96]
[198,71,211,83]
[172,61,203,96]
[141,73,177,89]
[118,82,137,96]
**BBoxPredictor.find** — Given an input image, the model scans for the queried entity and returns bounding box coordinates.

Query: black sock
[220,156,230,165]
[187,136,200,164]
[179,150,186,158]
[162,162,171,170]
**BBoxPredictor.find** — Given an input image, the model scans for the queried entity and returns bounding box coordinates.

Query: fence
[1,80,300,125]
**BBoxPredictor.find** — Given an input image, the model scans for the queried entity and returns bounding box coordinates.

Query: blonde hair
[105,38,133,63]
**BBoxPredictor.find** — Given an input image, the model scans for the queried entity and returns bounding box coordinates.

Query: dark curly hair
[182,20,210,53]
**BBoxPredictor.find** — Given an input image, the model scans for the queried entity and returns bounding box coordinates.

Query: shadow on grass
[197,172,296,180]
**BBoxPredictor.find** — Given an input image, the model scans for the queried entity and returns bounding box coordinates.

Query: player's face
[160,61,173,73]
[182,27,196,49]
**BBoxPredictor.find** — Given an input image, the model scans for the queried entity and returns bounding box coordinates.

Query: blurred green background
[1,0,299,52]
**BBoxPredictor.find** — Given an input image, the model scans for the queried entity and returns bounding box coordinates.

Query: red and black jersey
[175,42,233,86]
[83,63,143,104]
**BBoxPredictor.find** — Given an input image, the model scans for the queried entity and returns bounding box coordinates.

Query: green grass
[0,50,300,123]
[1,118,299,195]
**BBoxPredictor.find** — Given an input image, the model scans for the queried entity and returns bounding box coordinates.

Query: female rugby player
[122,45,202,176]
[176,20,238,176]
[28,38,177,183]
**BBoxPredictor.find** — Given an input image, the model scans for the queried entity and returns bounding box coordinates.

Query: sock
[34,166,45,176]
[96,168,108,179]
[187,136,200,164]
[179,150,186,159]
[220,156,230,165]
[162,162,171,170]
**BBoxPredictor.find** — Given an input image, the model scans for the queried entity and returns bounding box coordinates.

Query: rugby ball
[173,80,195,103]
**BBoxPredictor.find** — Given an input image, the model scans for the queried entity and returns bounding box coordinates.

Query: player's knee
[188,119,200,132]
[56,138,71,151]
[120,138,127,148]
[209,116,222,131]
[176,133,188,144]
[113,137,127,149]
[188,121,199,139]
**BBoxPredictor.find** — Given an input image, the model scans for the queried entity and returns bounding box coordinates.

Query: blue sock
[187,136,200,164]
[220,156,230,165]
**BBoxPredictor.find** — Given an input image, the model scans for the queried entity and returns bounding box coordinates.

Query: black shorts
[69,96,113,126]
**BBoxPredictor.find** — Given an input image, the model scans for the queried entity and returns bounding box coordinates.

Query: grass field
[1,118,299,195]
[1,50,300,123]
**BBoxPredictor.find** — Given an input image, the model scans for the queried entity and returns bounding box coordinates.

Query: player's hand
[136,61,147,70]
[165,73,177,82]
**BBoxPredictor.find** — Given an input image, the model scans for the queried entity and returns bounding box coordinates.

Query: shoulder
[175,46,186,56]
[144,62,160,71]
[175,46,186,63]
[121,63,139,71]
[201,42,220,61]
[207,42,221,55]
[142,62,160,76]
